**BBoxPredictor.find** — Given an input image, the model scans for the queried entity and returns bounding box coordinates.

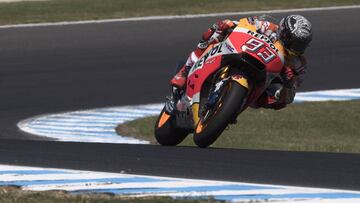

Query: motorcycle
[154,17,286,148]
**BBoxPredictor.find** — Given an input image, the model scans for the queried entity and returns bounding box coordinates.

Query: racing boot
[166,65,191,114]
[164,86,183,114]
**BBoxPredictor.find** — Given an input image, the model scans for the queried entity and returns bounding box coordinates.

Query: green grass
[117,101,360,153]
[0,186,220,203]
[0,0,359,25]
[2,1,360,201]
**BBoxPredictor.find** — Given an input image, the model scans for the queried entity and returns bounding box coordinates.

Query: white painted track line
[0,5,359,29]
[1,164,360,202]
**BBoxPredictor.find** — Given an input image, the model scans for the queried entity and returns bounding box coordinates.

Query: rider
[165,15,312,113]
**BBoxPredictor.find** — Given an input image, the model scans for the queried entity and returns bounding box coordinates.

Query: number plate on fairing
[230,27,285,73]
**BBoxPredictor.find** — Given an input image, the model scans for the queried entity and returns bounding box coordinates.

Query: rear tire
[154,108,189,146]
[193,81,248,148]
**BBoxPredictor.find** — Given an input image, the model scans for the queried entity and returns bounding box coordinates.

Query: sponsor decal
[231,74,248,88]
[232,75,243,80]
[205,58,216,65]
[191,44,223,72]
[224,42,235,52]
[197,41,209,49]
[246,30,279,53]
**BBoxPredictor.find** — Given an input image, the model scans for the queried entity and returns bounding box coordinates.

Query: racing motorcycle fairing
[186,44,225,104]
[184,17,286,126]
[155,17,289,147]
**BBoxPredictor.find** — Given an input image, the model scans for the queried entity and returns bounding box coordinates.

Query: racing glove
[274,55,307,107]
[278,66,298,105]
[254,18,278,42]
[197,19,235,49]
[187,19,236,68]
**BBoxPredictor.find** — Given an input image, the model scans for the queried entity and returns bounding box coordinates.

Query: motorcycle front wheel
[154,108,189,146]
[193,81,248,148]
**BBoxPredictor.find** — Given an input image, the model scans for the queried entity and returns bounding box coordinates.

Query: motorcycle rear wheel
[154,108,189,146]
[193,81,248,148]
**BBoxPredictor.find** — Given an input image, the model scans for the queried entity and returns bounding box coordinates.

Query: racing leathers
[167,16,307,112]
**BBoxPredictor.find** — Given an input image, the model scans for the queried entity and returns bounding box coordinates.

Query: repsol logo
[246,30,279,53]
[194,44,223,69]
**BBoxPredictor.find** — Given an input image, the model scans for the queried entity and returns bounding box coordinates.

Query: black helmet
[278,15,312,55]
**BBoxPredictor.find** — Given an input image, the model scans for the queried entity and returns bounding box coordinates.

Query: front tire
[193,81,248,148]
[154,108,189,146]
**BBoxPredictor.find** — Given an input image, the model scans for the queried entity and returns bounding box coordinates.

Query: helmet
[278,15,312,55]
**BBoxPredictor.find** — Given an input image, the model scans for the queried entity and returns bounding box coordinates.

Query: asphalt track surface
[0,7,360,190]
